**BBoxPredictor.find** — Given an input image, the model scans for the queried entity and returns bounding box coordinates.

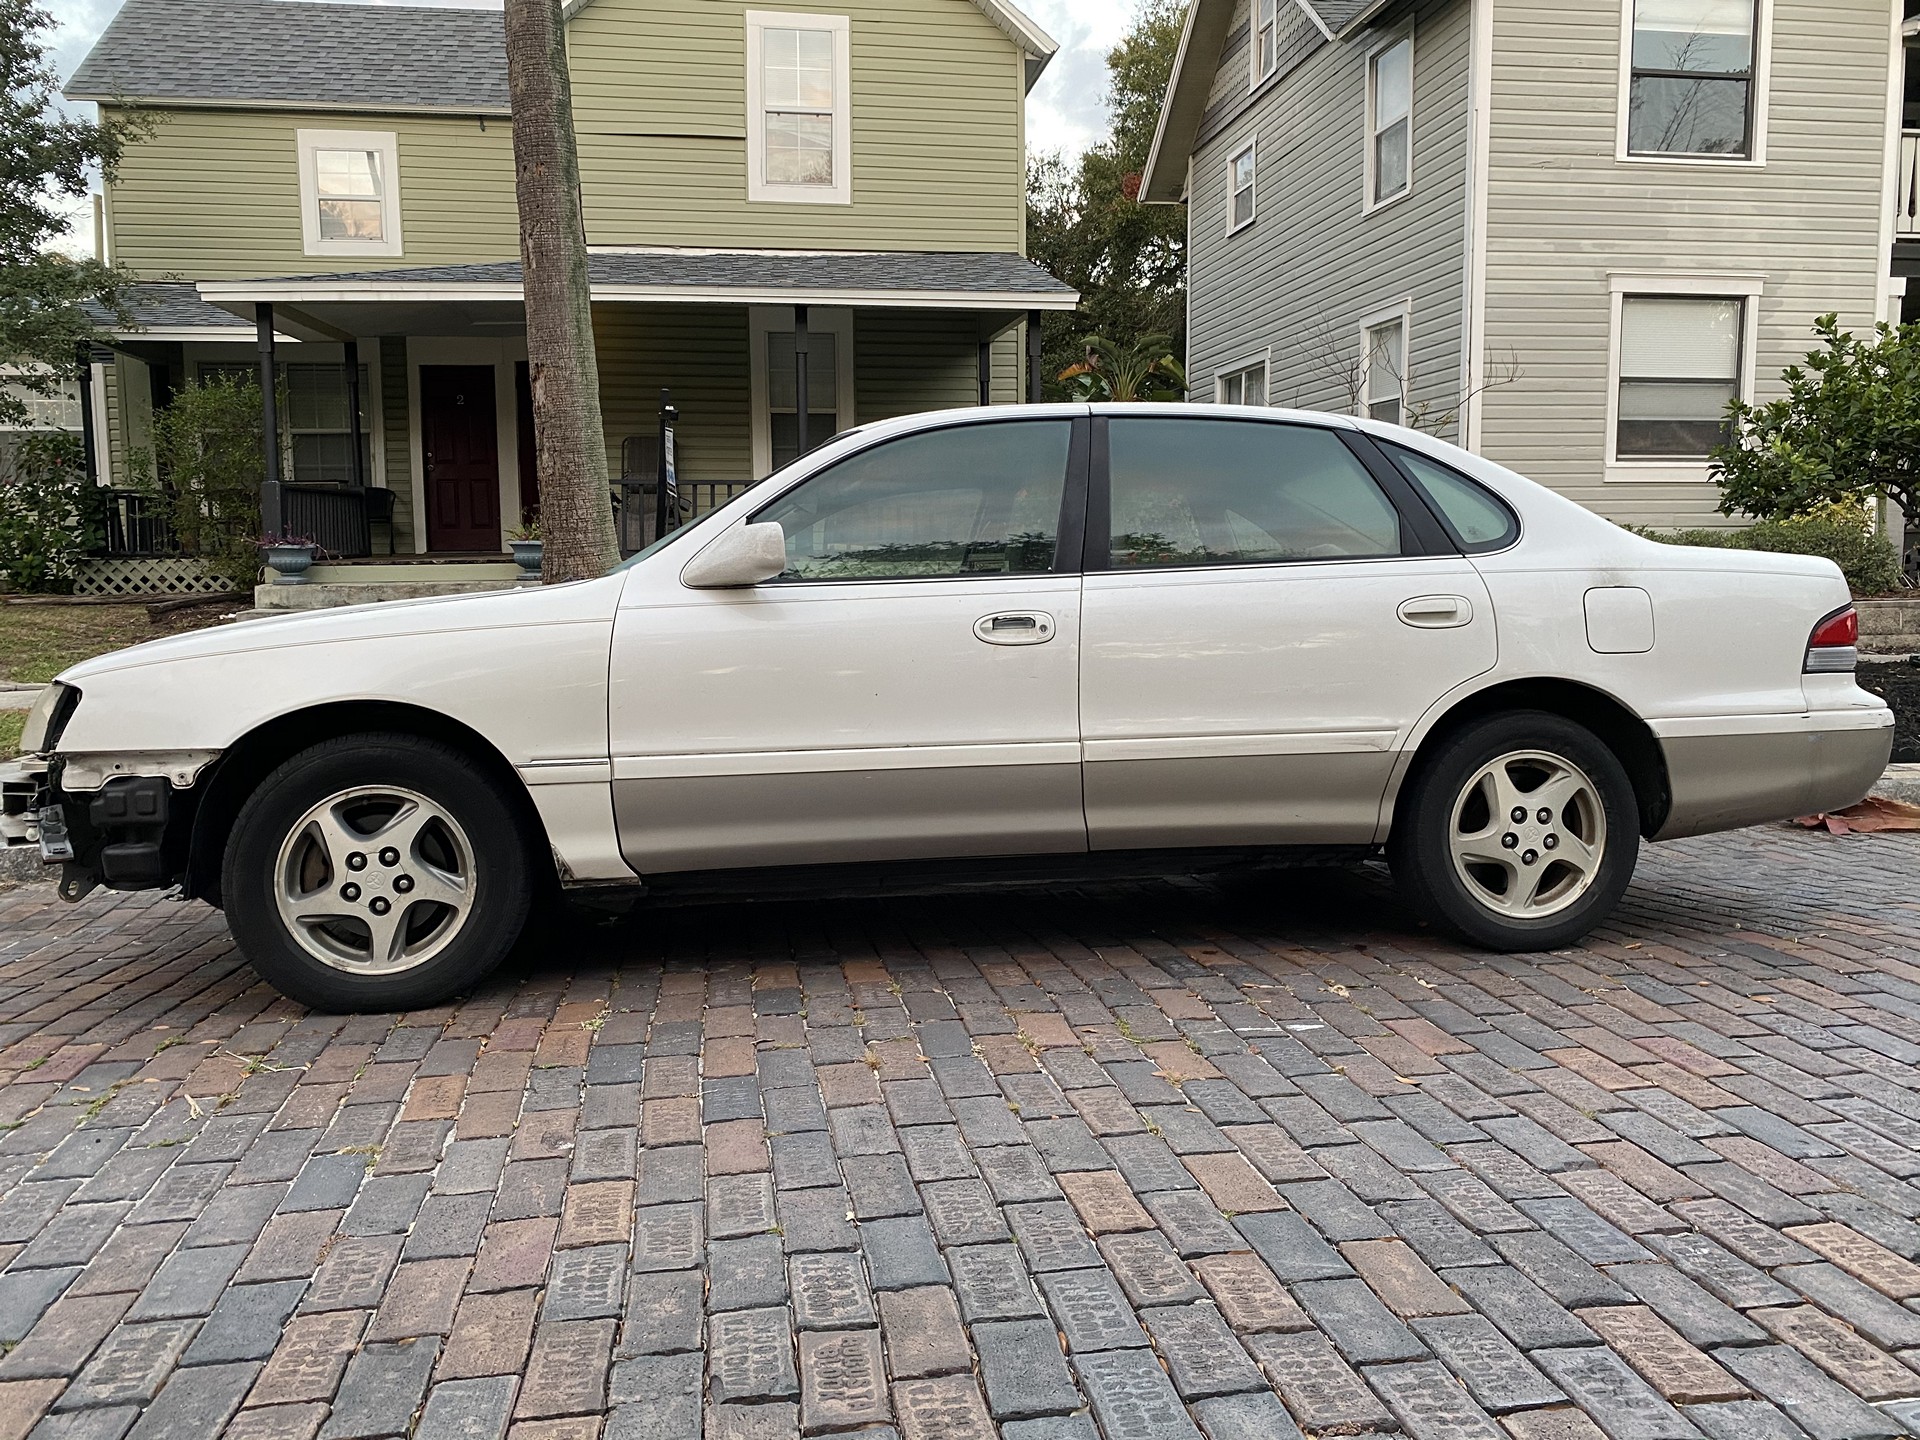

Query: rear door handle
[1398,595,1473,629]
[975,611,1055,645]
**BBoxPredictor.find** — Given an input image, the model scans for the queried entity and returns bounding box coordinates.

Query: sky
[42,0,1134,257]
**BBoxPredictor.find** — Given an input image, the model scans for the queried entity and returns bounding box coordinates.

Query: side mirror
[680,522,788,589]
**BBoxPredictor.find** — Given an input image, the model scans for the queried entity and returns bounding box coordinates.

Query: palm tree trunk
[503,0,619,582]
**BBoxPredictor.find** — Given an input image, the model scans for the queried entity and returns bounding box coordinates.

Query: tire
[1389,710,1640,952]
[222,733,534,1011]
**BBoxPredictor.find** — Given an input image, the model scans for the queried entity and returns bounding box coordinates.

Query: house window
[0,372,82,432]
[1218,362,1267,406]
[746,11,852,205]
[1627,0,1757,157]
[296,131,403,257]
[1616,295,1744,458]
[285,364,372,485]
[1369,36,1413,205]
[1253,0,1279,85]
[1229,143,1257,232]
[1363,317,1407,424]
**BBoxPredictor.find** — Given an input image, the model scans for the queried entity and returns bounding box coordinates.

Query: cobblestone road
[3,829,1920,1440]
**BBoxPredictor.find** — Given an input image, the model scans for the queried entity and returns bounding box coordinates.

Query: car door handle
[975,611,1056,645]
[1398,595,1473,628]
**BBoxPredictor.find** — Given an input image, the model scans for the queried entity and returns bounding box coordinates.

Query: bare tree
[1300,306,1521,443]
[503,0,620,582]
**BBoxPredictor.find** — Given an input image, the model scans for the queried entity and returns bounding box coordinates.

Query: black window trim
[1367,435,1523,556]
[1614,292,1747,462]
[1082,413,1461,576]
[744,412,1092,586]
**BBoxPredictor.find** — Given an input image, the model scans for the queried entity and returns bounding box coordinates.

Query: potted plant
[508,520,542,584]
[260,535,318,586]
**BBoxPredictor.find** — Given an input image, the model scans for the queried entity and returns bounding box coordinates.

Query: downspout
[1460,0,1493,453]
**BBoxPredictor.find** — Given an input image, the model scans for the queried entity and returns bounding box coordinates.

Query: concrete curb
[0,847,54,886]
[1875,763,1920,806]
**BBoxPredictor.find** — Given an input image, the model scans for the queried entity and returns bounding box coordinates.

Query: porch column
[344,339,366,488]
[257,304,283,537]
[978,340,991,407]
[74,340,99,487]
[793,304,810,458]
[1026,310,1043,403]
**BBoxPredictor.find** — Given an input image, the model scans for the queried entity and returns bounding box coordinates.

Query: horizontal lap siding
[1188,0,1472,438]
[105,108,520,279]
[1480,0,1892,527]
[570,0,1025,252]
[594,305,755,483]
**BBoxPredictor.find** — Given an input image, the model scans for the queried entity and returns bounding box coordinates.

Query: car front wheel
[222,733,533,1011]
[1390,711,1640,952]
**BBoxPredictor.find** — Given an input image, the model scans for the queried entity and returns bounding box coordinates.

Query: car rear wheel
[1390,711,1640,951]
[223,734,533,1011]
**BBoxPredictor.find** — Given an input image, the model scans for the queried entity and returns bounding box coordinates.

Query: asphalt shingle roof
[244,251,1078,299]
[87,282,253,333]
[66,0,509,113]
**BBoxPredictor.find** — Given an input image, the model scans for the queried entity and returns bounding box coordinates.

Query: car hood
[60,573,629,684]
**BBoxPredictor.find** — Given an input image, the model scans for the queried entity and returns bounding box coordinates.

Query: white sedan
[2,405,1893,1010]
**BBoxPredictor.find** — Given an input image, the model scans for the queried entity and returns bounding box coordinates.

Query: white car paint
[25,403,1894,891]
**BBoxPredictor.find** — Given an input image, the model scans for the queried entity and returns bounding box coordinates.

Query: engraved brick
[1783,1224,1920,1300]
[558,1180,634,1249]
[438,1289,538,1380]
[1007,1202,1099,1274]
[922,1180,1010,1247]
[1576,1306,1748,1405]
[893,1374,995,1440]
[1058,1172,1152,1235]
[800,1328,890,1434]
[303,1235,403,1313]
[514,1319,614,1420]
[1412,1313,1566,1413]
[1072,1349,1204,1440]
[1246,1330,1393,1433]
[1191,1251,1312,1333]
[249,1311,367,1406]
[1531,1346,1700,1440]
[1142,1303,1265,1400]
[709,1307,799,1403]
[1752,1305,1920,1400]
[1037,1268,1149,1352]
[543,1244,628,1322]
[791,1252,877,1331]
[55,1320,195,1410]
[631,1203,703,1273]
[1142,1190,1244,1257]
[947,1243,1045,1323]
[1368,1359,1508,1440]
[879,1286,971,1379]
[1098,1232,1205,1308]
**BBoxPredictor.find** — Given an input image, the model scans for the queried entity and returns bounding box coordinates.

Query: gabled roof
[66,0,510,115]
[67,0,1058,112]
[1141,0,1396,203]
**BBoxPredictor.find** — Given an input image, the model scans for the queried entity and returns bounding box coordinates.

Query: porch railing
[102,490,178,558]
[1900,131,1920,236]
[612,480,757,556]
[284,484,371,559]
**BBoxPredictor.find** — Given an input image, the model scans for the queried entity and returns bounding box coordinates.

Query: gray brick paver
[4,833,1920,1439]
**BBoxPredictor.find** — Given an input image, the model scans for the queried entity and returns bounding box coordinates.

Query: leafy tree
[141,376,266,592]
[1711,314,1920,571]
[1058,333,1187,402]
[0,431,103,592]
[0,0,133,429]
[503,0,621,582]
[1028,0,1187,396]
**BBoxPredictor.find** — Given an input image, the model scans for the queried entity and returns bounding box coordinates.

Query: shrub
[0,431,103,593]
[141,376,265,593]
[1634,507,1904,596]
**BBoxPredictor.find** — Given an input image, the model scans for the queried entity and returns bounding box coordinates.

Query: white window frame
[1357,301,1413,425]
[1364,26,1415,213]
[748,306,857,479]
[1604,272,1764,482]
[1615,0,1773,167]
[1227,140,1258,234]
[0,365,83,433]
[296,129,403,258]
[1251,0,1279,90]
[745,11,853,207]
[1215,351,1271,406]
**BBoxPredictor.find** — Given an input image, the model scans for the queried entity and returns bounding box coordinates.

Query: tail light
[1804,604,1859,674]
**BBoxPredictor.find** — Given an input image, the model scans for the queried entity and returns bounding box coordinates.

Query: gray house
[1144,0,1909,532]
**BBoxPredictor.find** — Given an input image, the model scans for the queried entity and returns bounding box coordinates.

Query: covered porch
[184,250,1077,574]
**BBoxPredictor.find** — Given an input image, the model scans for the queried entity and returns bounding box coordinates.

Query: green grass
[0,603,226,686]
[0,712,23,761]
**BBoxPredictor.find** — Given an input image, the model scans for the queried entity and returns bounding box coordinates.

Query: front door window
[766,329,840,470]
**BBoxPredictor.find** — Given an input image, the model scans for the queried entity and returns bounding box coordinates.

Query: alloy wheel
[274,785,477,974]
[1447,749,1608,921]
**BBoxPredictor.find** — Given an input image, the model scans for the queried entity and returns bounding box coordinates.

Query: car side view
[1,404,1895,1011]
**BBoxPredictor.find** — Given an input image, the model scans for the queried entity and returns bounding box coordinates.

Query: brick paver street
[4,828,1920,1440]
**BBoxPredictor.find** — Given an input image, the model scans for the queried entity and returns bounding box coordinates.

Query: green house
[65,0,1075,566]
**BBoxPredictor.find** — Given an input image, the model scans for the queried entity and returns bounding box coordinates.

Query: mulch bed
[1859,657,1920,762]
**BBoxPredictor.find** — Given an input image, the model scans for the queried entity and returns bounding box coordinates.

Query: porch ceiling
[197,249,1081,327]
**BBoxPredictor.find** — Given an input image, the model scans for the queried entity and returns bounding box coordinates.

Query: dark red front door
[422,366,501,553]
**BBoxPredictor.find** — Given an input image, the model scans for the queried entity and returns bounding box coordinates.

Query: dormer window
[297,130,403,257]
[747,11,852,205]
[1253,0,1279,86]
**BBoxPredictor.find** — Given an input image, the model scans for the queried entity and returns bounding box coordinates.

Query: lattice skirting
[72,558,235,598]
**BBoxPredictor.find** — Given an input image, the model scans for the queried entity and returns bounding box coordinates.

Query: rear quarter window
[1381,442,1519,553]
